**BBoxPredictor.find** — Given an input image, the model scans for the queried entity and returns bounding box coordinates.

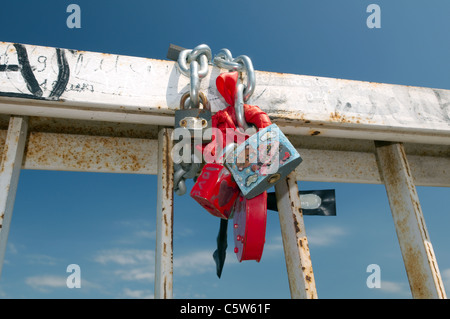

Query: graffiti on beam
[0,43,156,102]
[0,43,69,101]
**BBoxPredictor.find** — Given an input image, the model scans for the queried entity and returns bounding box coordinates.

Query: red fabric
[198,72,272,159]
[215,72,272,130]
[215,71,239,106]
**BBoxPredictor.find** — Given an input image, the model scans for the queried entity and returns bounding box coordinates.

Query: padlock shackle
[179,91,210,111]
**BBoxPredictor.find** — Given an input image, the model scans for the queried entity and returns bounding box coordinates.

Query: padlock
[233,191,267,262]
[225,123,302,199]
[190,163,240,219]
[174,91,212,143]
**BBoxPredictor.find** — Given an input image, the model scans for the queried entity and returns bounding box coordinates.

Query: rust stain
[369,81,383,88]
[329,111,375,125]
[400,146,414,180]
[293,217,301,234]
[24,132,151,173]
[170,207,174,256]
[163,277,167,299]
[425,242,446,298]
[162,130,174,199]
[309,130,321,136]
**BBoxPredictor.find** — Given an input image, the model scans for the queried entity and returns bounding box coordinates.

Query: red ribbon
[198,72,272,160]
[212,72,272,152]
[215,72,272,130]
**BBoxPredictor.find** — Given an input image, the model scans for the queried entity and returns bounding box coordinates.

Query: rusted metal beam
[22,131,158,174]
[154,127,174,299]
[0,129,447,186]
[1,42,450,145]
[0,116,28,277]
[375,141,447,299]
[275,172,317,299]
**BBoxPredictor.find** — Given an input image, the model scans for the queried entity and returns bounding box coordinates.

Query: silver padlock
[174,91,212,143]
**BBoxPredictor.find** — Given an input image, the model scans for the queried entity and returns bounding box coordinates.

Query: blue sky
[0,0,449,299]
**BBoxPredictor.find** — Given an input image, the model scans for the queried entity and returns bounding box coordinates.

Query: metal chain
[213,49,256,131]
[174,44,212,195]
[177,44,212,108]
[174,153,201,196]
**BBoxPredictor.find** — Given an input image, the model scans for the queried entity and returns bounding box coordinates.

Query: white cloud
[110,219,157,245]
[441,268,450,295]
[26,254,60,266]
[93,248,156,283]
[94,249,154,265]
[122,288,154,299]
[93,248,235,281]
[114,267,154,282]
[264,236,284,252]
[379,280,411,297]
[306,225,348,247]
[25,275,100,292]
[25,275,67,292]
[263,226,348,249]
[134,230,156,239]
[174,250,216,276]
[7,243,19,255]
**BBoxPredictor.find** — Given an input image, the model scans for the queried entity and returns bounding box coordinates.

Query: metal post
[375,141,447,299]
[154,127,174,299]
[0,116,28,278]
[275,172,318,299]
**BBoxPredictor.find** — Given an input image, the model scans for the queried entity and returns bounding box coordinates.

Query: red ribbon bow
[201,72,272,159]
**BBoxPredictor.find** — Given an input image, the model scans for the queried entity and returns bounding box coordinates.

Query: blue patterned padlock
[224,124,302,199]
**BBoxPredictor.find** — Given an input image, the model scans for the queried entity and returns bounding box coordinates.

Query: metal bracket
[267,189,336,216]
[166,43,187,61]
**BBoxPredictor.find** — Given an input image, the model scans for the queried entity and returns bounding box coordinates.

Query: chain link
[213,49,243,71]
[213,49,256,132]
[177,44,212,109]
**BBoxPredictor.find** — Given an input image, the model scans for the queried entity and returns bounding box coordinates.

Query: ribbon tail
[213,218,229,278]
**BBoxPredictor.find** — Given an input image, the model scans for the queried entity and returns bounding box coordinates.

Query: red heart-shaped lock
[233,191,267,262]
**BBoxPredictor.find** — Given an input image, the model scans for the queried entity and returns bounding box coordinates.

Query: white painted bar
[0,116,28,277]
[275,172,317,299]
[154,128,174,299]
[1,42,450,145]
[375,141,447,299]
